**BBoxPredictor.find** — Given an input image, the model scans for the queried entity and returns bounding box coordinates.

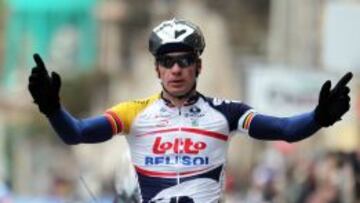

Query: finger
[31,66,45,74]
[51,71,61,92]
[338,95,350,103]
[33,53,48,73]
[319,80,331,103]
[29,76,46,85]
[28,83,42,98]
[29,71,47,82]
[341,101,350,112]
[28,74,38,83]
[331,101,350,118]
[345,95,350,103]
[341,86,350,95]
[334,72,353,90]
[28,83,40,93]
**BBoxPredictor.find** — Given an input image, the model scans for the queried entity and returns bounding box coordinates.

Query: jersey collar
[160,91,200,107]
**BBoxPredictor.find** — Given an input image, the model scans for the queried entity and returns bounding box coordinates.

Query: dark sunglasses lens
[157,54,197,68]
[177,55,196,68]
[158,57,175,68]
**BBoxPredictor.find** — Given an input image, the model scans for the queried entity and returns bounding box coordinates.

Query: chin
[168,89,188,97]
[167,86,184,93]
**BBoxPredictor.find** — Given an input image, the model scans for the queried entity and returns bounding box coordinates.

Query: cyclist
[28,18,352,203]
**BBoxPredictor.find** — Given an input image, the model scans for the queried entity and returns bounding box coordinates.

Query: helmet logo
[149,19,205,56]
[175,29,186,39]
[154,23,194,43]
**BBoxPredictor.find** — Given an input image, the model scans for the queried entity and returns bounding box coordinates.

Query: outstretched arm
[249,72,352,142]
[249,111,320,142]
[28,53,113,145]
[48,108,113,145]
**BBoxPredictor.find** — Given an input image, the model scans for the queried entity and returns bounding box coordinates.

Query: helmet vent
[175,29,186,39]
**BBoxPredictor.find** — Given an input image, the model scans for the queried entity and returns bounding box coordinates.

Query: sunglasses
[156,53,198,69]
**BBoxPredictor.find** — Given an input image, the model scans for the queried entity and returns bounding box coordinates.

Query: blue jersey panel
[203,96,252,132]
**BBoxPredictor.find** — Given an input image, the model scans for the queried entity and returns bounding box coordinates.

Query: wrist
[312,109,323,128]
[314,104,336,127]
[45,105,62,118]
[38,100,61,117]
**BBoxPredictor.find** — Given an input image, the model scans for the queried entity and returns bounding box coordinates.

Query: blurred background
[0,0,359,202]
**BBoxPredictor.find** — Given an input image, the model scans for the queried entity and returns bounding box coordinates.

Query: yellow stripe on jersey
[105,93,160,135]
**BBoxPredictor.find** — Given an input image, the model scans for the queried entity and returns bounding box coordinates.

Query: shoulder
[201,95,250,110]
[109,93,161,112]
[201,95,254,132]
[105,93,161,135]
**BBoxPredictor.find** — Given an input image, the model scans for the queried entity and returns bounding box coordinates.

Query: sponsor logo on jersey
[189,106,201,114]
[155,119,170,127]
[212,98,230,106]
[153,137,206,154]
[212,98,241,106]
[184,106,204,118]
[145,155,209,166]
[145,137,209,166]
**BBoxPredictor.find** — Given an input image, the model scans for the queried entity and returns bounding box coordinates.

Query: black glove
[314,72,353,127]
[28,53,61,116]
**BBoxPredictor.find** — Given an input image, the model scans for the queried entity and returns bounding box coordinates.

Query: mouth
[169,79,184,83]
[168,80,184,87]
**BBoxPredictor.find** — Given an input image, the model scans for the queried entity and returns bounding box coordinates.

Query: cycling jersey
[105,92,255,203]
[48,92,320,203]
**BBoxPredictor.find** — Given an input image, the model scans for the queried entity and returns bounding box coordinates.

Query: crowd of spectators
[226,145,360,203]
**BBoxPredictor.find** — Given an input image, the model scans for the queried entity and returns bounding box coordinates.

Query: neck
[161,89,197,107]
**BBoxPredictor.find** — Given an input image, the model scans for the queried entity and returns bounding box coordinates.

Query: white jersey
[105,93,255,203]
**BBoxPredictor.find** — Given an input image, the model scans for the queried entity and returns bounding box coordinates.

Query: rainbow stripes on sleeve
[242,112,255,130]
[238,110,256,133]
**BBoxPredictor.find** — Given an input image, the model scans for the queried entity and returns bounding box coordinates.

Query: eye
[177,58,191,67]
[156,53,197,68]
[177,55,196,68]
[163,58,176,68]
[158,57,175,68]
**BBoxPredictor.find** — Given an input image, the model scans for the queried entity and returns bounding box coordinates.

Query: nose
[170,63,182,73]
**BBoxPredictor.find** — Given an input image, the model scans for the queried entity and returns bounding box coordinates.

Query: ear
[155,66,160,78]
[196,59,202,77]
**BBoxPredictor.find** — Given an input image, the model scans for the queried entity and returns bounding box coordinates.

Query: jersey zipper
[177,106,182,203]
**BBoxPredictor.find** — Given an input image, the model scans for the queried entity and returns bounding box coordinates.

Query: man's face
[156,52,201,97]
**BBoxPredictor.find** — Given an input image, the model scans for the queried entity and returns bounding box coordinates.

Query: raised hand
[28,53,61,116]
[315,72,353,127]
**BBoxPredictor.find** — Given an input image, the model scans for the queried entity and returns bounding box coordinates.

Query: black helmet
[149,18,205,56]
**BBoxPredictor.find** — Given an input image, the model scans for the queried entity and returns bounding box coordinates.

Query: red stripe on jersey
[104,114,118,135]
[105,111,123,134]
[181,127,228,141]
[134,165,211,178]
[136,128,179,137]
[136,127,228,141]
